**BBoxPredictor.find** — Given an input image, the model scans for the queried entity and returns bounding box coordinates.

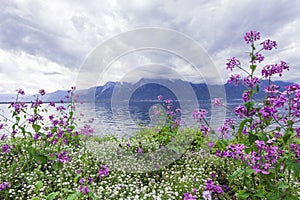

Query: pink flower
[157,95,163,101]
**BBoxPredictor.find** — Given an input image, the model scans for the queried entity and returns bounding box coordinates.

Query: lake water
[0,100,243,138]
[0,100,294,136]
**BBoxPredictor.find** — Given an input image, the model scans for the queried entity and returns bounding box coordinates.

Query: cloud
[0,48,76,94]
[0,0,300,93]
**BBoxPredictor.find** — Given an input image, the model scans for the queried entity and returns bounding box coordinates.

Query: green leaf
[277,181,290,189]
[237,190,251,199]
[46,192,59,200]
[33,124,42,133]
[67,193,79,200]
[253,190,265,198]
[248,132,259,145]
[229,168,243,184]
[31,197,40,200]
[25,146,35,158]
[34,155,48,164]
[283,128,293,144]
[237,119,250,140]
[285,159,300,178]
[250,64,257,72]
[244,101,255,112]
[36,181,43,192]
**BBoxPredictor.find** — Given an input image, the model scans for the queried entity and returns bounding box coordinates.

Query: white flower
[202,190,212,200]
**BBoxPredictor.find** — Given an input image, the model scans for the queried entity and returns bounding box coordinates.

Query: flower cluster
[0,182,10,191]
[262,61,290,78]
[78,177,93,195]
[98,165,110,178]
[205,179,224,194]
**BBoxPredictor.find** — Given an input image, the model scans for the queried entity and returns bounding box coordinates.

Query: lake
[0,100,243,138]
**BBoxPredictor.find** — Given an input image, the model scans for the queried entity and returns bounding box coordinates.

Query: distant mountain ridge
[0,79,294,103]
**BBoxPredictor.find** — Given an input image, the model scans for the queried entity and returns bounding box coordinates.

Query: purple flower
[260,39,277,50]
[39,89,46,96]
[99,165,110,178]
[200,125,210,136]
[212,98,224,107]
[262,61,289,78]
[255,140,265,150]
[2,144,10,153]
[295,128,300,139]
[0,124,3,130]
[79,178,85,184]
[57,150,70,163]
[33,133,40,140]
[253,53,264,63]
[244,30,260,44]
[193,109,208,120]
[0,182,10,191]
[138,147,143,155]
[17,89,25,95]
[208,141,215,151]
[234,105,247,118]
[88,177,93,184]
[184,192,197,200]
[205,179,224,194]
[242,91,250,102]
[81,124,94,137]
[79,185,90,195]
[0,134,6,141]
[264,84,280,94]
[157,95,163,101]
[243,76,260,88]
[226,57,240,71]
[228,74,241,86]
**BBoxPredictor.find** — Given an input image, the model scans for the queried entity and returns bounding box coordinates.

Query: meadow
[1,31,300,199]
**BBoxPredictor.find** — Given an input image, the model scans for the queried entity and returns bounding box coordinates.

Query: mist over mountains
[0,79,293,103]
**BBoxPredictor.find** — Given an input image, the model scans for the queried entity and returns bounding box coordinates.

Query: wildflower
[0,134,6,141]
[253,52,264,63]
[262,61,289,78]
[193,109,208,120]
[212,98,224,107]
[0,182,10,191]
[264,84,280,94]
[202,190,212,200]
[17,88,25,95]
[242,91,250,102]
[157,95,163,101]
[138,147,143,155]
[39,89,46,96]
[295,128,300,139]
[33,133,40,140]
[184,192,197,200]
[260,39,277,50]
[228,74,241,86]
[2,144,10,153]
[79,178,85,184]
[99,165,110,178]
[244,30,260,44]
[243,75,260,88]
[79,185,90,195]
[226,57,240,71]
[234,105,247,118]
[57,150,70,163]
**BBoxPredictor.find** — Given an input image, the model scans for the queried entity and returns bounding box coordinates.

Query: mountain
[0,79,295,103]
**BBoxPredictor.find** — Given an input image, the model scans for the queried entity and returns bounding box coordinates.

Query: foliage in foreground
[1,30,300,200]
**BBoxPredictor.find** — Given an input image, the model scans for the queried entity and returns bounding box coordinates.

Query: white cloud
[1,0,300,93]
[0,48,76,94]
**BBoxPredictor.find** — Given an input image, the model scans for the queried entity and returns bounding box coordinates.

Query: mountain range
[0,79,293,103]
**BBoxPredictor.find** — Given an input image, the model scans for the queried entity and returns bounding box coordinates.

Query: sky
[0,0,300,94]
